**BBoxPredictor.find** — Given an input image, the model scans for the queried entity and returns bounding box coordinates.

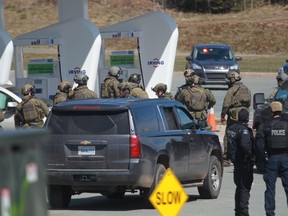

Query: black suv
[185,43,242,86]
[44,98,223,208]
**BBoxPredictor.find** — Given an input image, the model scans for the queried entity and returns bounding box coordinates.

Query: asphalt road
[48,72,287,216]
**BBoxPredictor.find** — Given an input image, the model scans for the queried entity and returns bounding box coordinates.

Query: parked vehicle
[44,98,223,209]
[0,84,52,129]
[185,43,242,86]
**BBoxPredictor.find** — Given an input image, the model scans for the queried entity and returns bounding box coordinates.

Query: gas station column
[58,0,89,21]
[0,0,4,29]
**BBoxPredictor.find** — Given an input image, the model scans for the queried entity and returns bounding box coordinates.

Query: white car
[0,84,52,129]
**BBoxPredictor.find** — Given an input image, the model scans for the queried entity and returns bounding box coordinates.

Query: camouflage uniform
[128,73,148,98]
[101,66,121,98]
[176,75,216,130]
[69,74,97,100]
[130,83,149,98]
[14,84,49,128]
[70,85,97,100]
[221,72,251,160]
[117,82,135,98]
[152,83,174,100]
[53,81,72,105]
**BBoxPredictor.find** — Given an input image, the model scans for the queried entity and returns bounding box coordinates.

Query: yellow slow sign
[149,168,188,216]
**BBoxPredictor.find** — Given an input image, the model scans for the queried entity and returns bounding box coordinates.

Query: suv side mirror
[253,93,265,110]
[185,56,192,61]
[236,56,242,61]
[7,101,18,109]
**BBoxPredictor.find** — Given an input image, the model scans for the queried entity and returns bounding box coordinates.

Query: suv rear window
[47,110,129,134]
[132,106,159,133]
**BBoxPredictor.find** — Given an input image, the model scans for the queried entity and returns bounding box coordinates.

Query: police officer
[258,101,288,216]
[227,108,255,216]
[14,84,49,128]
[101,66,121,98]
[221,71,251,163]
[176,71,216,130]
[69,74,97,100]
[128,73,149,98]
[151,83,173,100]
[53,81,72,105]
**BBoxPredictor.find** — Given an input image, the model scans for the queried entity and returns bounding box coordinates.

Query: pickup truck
[44,98,223,209]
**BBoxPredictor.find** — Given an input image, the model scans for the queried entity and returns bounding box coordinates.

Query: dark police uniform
[260,114,288,216]
[227,109,255,216]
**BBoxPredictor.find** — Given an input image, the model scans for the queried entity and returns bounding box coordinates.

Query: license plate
[78,146,95,156]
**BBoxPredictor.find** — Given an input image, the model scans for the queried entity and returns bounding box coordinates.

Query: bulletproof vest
[101,77,112,98]
[231,84,251,108]
[186,86,206,111]
[268,119,288,149]
[21,98,39,122]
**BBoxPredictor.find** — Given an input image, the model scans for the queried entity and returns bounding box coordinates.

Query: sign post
[149,168,188,216]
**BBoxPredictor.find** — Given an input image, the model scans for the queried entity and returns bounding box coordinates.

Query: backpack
[232,84,251,108]
[21,98,39,122]
[187,87,206,111]
[101,77,112,98]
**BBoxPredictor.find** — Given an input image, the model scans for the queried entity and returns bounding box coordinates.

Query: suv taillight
[130,135,141,158]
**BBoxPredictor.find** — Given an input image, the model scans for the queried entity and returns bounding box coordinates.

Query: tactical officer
[117,82,134,98]
[151,83,173,100]
[221,71,251,163]
[227,108,255,216]
[176,71,216,130]
[268,71,288,100]
[14,84,49,128]
[175,69,195,100]
[257,101,288,216]
[128,73,149,98]
[101,66,121,98]
[69,74,97,100]
[53,81,72,105]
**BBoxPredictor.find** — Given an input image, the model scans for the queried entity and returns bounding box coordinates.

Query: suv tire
[198,155,222,199]
[141,163,166,201]
[47,185,72,209]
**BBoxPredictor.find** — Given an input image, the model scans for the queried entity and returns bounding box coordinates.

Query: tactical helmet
[152,83,167,92]
[226,71,241,83]
[74,74,89,85]
[21,84,36,96]
[128,73,141,84]
[58,81,72,93]
[183,69,196,77]
[108,66,121,77]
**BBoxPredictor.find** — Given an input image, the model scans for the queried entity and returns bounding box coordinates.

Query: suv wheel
[198,155,222,199]
[47,185,72,209]
[141,163,166,200]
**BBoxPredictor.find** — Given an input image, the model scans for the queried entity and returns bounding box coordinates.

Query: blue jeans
[263,153,288,216]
